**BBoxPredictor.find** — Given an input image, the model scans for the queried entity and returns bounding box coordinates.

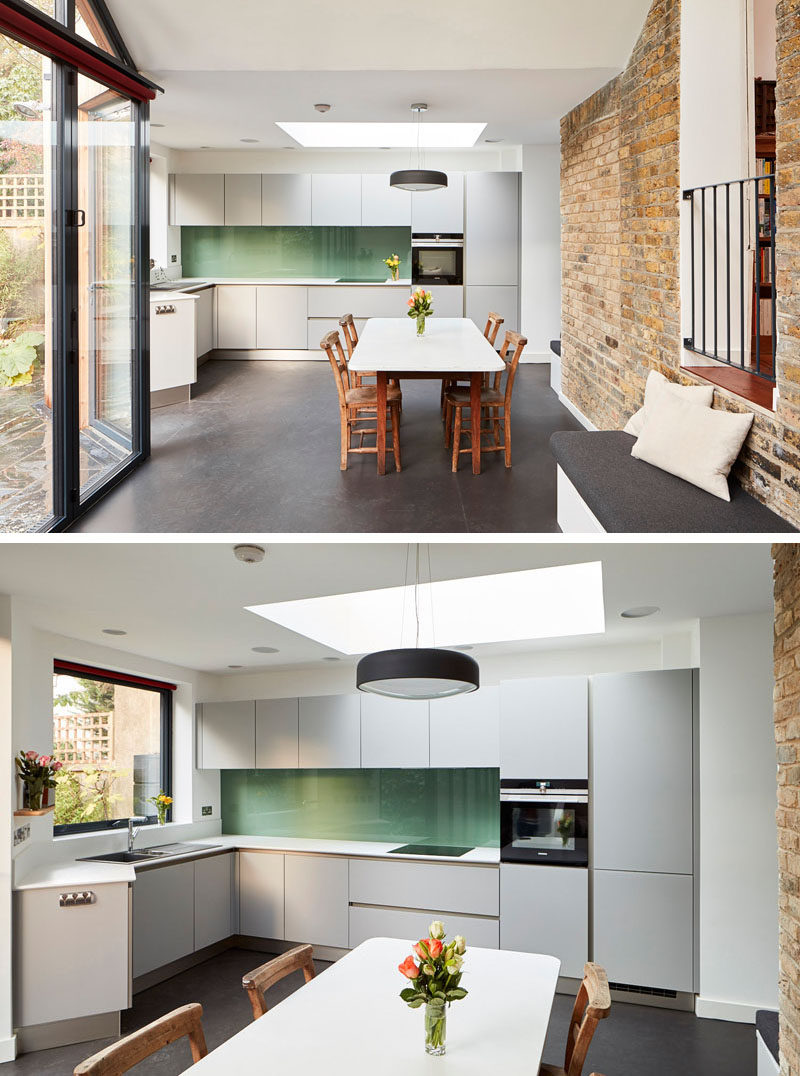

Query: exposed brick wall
[560,0,800,527]
[774,543,800,1076]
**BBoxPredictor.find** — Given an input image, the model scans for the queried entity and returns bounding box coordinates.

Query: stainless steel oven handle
[500,793,588,804]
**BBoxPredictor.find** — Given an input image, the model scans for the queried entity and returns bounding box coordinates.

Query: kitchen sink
[79,842,220,865]
[80,850,164,863]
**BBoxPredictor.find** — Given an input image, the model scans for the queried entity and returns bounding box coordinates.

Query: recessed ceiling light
[252,646,279,654]
[233,544,266,564]
[314,103,331,113]
[455,644,474,651]
[323,656,341,662]
[228,664,243,669]
[240,137,259,143]
[102,628,127,636]
[620,606,660,619]
[275,121,486,149]
[150,122,165,128]
[485,138,503,143]
[200,145,212,149]
[247,562,605,653]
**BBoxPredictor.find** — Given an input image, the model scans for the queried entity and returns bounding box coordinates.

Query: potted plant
[398,921,468,1056]
[15,750,62,811]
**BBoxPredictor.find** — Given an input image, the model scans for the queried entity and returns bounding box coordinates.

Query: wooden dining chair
[440,310,504,416]
[539,963,611,1076]
[321,329,402,471]
[444,329,527,471]
[242,943,317,1021]
[340,313,401,402]
[73,1003,207,1075]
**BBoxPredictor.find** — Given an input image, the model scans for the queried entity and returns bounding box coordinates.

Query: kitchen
[0,542,779,1074]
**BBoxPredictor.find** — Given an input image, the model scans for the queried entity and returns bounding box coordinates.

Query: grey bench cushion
[549,339,561,357]
[550,430,797,533]
[756,1010,779,1063]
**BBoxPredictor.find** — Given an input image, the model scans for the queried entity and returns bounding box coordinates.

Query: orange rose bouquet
[406,287,434,336]
[398,920,467,1056]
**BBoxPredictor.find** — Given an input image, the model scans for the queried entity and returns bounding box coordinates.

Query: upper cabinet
[499,676,588,779]
[411,173,464,233]
[429,686,499,768]
[360,695,429,768]
[299,694,361,768]
[198,700,255,769]
[262,174,312,226]
[465,172,519,286]
[361,174,412,227]
[311,174,362,226]
[171,173,225,226]
[224,174,262,226]
[255,697,299,769]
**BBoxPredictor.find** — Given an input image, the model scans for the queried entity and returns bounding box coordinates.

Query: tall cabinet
[465,172,520,332]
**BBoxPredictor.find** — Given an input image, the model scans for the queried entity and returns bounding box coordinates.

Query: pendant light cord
[414,544,421,649]
[427,543,436,648]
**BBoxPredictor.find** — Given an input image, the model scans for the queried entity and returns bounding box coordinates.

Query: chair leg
[504,411,512,468]
[444,400,451,446]
[340,412,348,470]
[391,404,402,472]
[451,407,462,473]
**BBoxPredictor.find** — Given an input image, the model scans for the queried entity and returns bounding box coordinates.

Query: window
[52,661,173,834]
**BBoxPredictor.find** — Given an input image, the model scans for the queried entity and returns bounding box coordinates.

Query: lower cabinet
[195,286,215,358]
[285,854,349,948]
[133,861,195,978]
[256,286,308,349]
[426,285,464,318]
[349,905,499,950]
[349,859,499,917]
[500,864,588,980]
[216,285,257,349]
[194,853,234,950]
[592,869,694,992]
[239,850,285,939]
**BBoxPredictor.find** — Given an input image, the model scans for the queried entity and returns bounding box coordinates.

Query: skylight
[246,562,605,654]
[275,122,487,149]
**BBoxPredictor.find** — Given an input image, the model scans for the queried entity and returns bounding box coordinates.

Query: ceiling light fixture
[252,646,279,654]
[233,544,266,564]
[324,656,341,662]
[228,664,243,669]
[620,605,660,619]
[240,137,259,143]
[150,122,165,128]
[390,104,447,192]
[356,545,479,701]
[102,628,127,636]
[314,103,331,113]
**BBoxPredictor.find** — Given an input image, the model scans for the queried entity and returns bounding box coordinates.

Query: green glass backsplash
[221,769,500,847]
[180,226,411,279]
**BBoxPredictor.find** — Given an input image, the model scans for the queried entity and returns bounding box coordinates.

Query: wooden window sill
[681,364,775,412]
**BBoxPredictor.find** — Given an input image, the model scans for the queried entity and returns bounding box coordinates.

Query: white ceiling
[0,542,774,675]
[104,0,652,149]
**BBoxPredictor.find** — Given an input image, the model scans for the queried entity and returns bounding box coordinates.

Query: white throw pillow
[630,390,754,501]
[623,370,714,436]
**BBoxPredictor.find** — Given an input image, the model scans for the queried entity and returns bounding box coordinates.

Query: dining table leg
[376,371,387,475]
[470,372,482,475]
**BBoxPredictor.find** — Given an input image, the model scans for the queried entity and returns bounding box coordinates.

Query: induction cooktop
[388,844,473,857]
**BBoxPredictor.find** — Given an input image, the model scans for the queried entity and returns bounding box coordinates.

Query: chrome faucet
[126,816,147,853]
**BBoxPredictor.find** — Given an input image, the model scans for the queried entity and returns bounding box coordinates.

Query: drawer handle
[155,304,176,315]
[59,891,96,907]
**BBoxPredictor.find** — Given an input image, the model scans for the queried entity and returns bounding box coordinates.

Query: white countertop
[14,834,499,891]
[149,277,414,300]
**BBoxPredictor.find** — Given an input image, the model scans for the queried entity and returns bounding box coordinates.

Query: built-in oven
[500,779,589,867]
[411,234,464,286]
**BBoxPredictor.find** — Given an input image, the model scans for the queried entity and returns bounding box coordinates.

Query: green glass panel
[180,226,411,280]
[221,768,499,847]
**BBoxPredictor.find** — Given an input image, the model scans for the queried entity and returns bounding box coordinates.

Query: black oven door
[412,240,463,285]
[500,799,588,866]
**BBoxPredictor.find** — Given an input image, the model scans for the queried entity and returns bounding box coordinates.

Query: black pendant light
[356,546,479,700]
[390,104,448,193]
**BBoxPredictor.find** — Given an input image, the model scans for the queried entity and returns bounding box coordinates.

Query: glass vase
[424,999,446,1056]
[416,314,426,337]
[391,267,399,282]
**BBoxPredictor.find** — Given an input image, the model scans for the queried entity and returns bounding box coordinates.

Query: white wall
[0,597,14,1062]
[520,144,562,363]
[169,146,521,175]
[696,612,778,1022]
[150,140,181,277]
[753,0,777,80]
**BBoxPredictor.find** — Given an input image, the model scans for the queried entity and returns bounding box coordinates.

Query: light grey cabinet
[500,864,588,979]
[349,905,499,950]
[133,861,195,977]
[255,285,308,349]
[299,694,361,768]
[349,859,499,916]
[198,700,255,769]
[255,697,299,768]
[499,676,588,779]
[465,172,519,286]
[261,173,312,226]
[171,173,225,226]
[466,285,519,334]
[307,285,409,319]
[360,695,429,768]
[593,869,694,992]
[195,286,215,358]
[429,685,499,767]
[239,851,285,939]
[311,174,362,225]
[361,174,412,226]
[224,173,262,226]
[216,285,257,350]
[284,855,349,947]
[591,670,693,875]
[194,853,233,951]
[411,172,464,233]
[427,285,464,318]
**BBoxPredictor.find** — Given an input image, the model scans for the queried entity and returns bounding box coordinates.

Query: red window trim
[54,660,176,692]
[0,4,157,102]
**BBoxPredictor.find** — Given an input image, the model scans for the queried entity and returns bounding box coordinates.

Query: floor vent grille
[608,981,678,999]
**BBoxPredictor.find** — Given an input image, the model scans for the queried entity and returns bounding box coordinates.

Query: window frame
[52,661,174,836]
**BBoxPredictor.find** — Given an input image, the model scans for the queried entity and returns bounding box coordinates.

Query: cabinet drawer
[307,286,410,319]
[349,905,498,950]
[348,859,498,916]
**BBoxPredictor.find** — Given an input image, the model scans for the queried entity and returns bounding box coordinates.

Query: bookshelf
[753,80,776,372]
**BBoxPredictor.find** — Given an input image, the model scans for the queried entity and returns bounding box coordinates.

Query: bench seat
[550,430,796,533]
[756,1010,779,1074]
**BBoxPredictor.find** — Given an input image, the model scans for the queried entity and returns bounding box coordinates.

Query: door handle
[71,209,86,228]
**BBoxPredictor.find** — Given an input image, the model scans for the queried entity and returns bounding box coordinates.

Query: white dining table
[348,318,506,475]
[190,937,560,1073]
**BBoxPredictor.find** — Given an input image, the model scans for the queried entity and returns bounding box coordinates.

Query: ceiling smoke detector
[233,544,266,565]
[314,103,331,113]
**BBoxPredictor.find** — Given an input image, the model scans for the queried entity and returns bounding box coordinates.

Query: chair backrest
[563,963,611,1076]
[498,330,528,406]
[339,313,359,357]
[484,310,504,347]
[321,329,351,409]
[74,1003,207,1075]
[242,944,316,1021]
